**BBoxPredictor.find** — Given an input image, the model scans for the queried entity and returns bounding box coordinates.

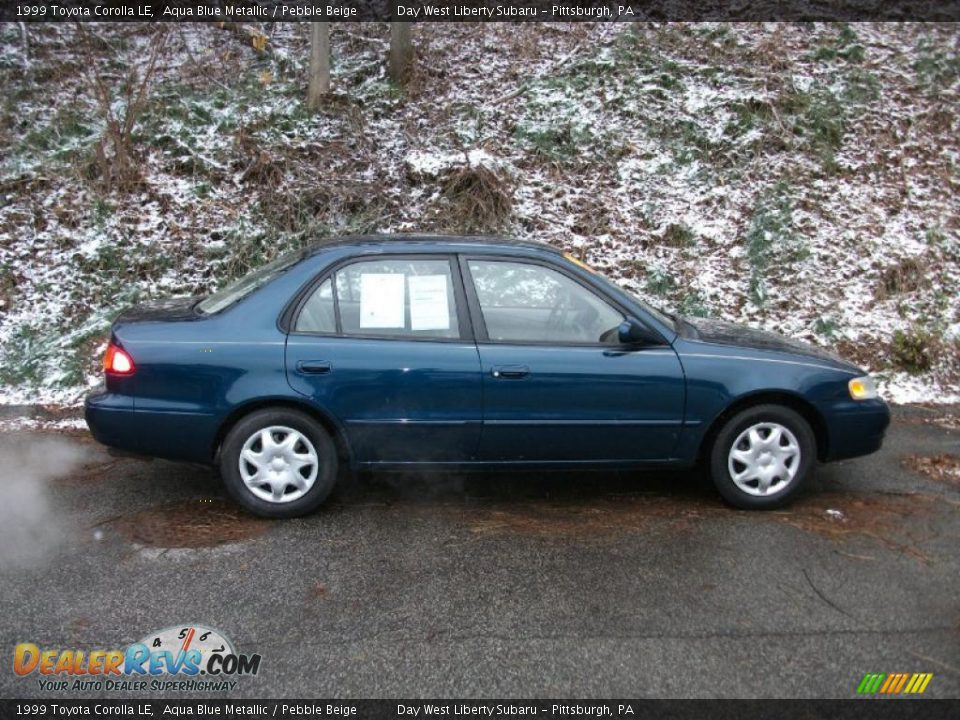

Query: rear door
[285,255,482,465]
[461,256,686,463]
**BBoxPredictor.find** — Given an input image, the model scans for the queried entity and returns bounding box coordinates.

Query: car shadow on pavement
[31,422,955,562]
[339,466,712,506]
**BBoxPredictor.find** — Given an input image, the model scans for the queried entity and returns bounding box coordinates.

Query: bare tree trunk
[19,22,30,68]
[307,22,330,111]
[389,22,412,85]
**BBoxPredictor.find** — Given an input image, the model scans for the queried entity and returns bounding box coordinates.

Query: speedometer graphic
[137,624,234,673]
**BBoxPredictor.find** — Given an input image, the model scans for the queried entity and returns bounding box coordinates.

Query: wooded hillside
[0,22,957,405]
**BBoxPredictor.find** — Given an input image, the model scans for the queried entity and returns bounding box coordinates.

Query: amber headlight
[848,376,878,400]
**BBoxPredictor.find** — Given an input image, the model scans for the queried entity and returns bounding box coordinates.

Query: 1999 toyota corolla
[85,236,890,518]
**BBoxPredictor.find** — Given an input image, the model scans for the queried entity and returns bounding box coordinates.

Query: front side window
[467,260,624,344]
[298,258,460,339]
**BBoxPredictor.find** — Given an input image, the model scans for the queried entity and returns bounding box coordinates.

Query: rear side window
[197,250,303,315]
[295,258,461,340]
[295,279,336,333]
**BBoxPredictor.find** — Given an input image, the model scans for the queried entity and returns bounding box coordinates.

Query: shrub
[890,329,935,373]
[814,317,838,339]
[842,69,881,105]
[678,291,711,317]
[645,269,675,297]
[913,36,960,92]
[662,223,696,248]
[437,164,513,234]
[811,24,865,64]
[513,122,594,164]
[745,182,805,306]
[878,257,927,298]
[0,324,50,386]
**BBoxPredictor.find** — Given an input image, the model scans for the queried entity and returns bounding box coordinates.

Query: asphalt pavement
[0,406,957,699]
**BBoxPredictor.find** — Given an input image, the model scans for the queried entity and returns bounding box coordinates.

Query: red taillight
[104,343,135,375]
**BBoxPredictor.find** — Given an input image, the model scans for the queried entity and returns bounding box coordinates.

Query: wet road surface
[1,406,958,698]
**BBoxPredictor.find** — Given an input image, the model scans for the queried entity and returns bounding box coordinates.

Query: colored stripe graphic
[857,672,932,694]
[904,674,920,693]
[880,674,897,693]
[857,674,885,694]
[893,674,909,693]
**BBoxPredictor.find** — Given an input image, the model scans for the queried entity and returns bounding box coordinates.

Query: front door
[285,255,482,465]
[462,257,685,463]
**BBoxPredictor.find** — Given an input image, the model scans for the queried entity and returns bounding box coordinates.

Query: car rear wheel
[709,404,815,509]
[220,408,337,518]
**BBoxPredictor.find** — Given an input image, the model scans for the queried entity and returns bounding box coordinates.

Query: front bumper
[821,398,891,462]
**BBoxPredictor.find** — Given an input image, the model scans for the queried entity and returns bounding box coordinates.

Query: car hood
[683,317,859,371]
[115,296,203,323]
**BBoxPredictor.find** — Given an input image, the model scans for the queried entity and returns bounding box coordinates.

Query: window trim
[458,254,668,348]
[284,253,475,344]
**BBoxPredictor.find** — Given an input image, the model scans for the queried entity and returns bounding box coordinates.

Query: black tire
[709,404,816,510]
[219,408,338,518]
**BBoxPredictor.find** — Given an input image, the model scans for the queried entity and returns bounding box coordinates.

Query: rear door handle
[297,361,332,375]
[491,365,529,379]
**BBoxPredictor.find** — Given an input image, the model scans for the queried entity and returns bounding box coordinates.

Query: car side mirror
[618,319,661,346]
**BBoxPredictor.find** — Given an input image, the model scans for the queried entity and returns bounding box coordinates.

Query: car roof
[305,234,562,256]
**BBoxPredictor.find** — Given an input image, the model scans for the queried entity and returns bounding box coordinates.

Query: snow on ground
[0,22,957,409]
[0,415,88,433]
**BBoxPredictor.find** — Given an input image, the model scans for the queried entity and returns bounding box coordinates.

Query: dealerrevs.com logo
[13,624,261,693]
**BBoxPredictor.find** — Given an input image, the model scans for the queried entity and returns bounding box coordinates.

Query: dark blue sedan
[85,236,890,517]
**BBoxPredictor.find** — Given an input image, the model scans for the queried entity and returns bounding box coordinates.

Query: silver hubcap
[727,422,801,497]
[239,426,319,504]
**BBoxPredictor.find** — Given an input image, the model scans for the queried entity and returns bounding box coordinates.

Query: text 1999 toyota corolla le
[85,236,890,518]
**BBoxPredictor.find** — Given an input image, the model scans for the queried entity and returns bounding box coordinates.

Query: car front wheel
[220,408,338,518]
[709,404,815,509]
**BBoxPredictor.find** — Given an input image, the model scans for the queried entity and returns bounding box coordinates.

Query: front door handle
[297,361,332,375]
[491,365,529,379]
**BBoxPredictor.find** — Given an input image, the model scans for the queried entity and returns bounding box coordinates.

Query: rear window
[197,251,303,315]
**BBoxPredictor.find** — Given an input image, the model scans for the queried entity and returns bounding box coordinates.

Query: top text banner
[4,0,959,22]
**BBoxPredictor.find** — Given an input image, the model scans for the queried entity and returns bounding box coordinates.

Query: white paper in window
[409,275,450,331]
[359,273,405,328]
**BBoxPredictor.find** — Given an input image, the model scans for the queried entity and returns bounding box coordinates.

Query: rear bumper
[85,391,218,464]
[821,399,891,462]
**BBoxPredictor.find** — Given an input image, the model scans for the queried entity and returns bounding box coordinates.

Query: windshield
[196,251,304,315]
